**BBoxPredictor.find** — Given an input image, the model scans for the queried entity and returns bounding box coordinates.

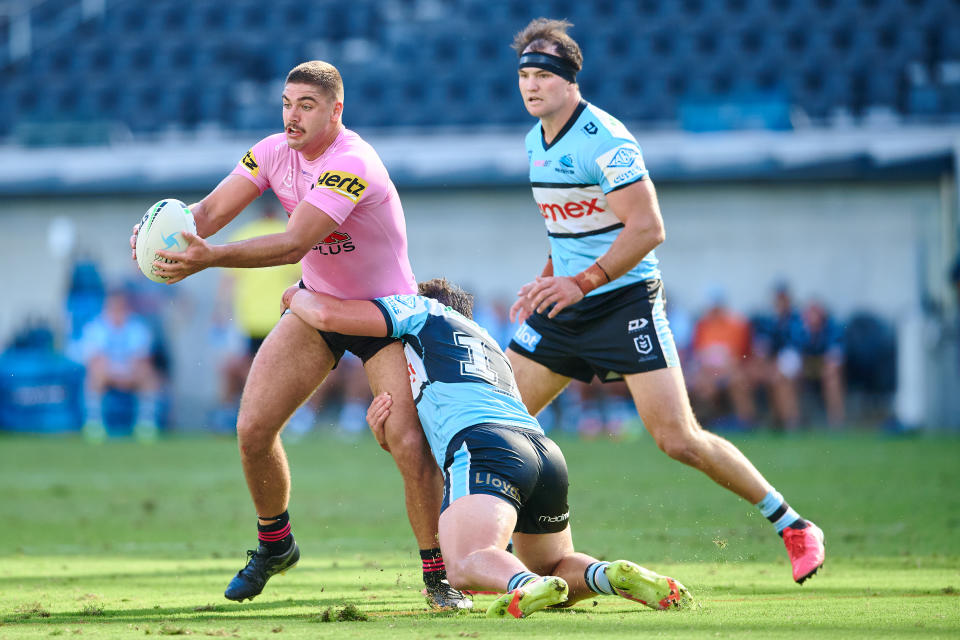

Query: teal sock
[507,571,538,592]
[584,561,615,595]
[756,489,806,534]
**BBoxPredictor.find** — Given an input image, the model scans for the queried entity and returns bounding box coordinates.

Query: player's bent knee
[656,431,705,467]
[386,428,432,468]
[236,415,282,455]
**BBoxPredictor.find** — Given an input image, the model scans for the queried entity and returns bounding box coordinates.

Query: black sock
[257,510,294,555]
[420,547,447,587]
[784,518,810,533]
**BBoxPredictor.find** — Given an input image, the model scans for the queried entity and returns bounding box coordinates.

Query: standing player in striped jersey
[505,19,825,585]
[281,277,693,618]
[132,61,469,609]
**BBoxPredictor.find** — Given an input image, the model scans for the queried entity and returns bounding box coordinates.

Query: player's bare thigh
[438,494,517,562]
[238,312,334,437]
[512,527,575,576]
[362,342,425,449]
[506,348,571,416]
[622,366,699,439]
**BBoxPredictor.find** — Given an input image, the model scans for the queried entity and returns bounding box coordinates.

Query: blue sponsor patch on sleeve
[512,322,543,352]
[596,142,648,190]
[606,147,638,168]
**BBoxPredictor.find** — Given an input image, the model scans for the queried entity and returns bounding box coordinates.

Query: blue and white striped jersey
[526,100,660,294]
[373,294,542,467]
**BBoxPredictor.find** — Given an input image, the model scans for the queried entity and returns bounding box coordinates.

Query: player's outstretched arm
[189,174,261,238]
[129,176,262,262]
[153,199,339,282]
[283,287,389,338]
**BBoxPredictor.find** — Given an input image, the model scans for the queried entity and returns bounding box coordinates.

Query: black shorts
[295,281,397,367]
[317,330,397,368]
[441,424,570,534]
[508,279,680,383]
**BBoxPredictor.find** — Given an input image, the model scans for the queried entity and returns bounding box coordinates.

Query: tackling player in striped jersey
[505,18,824,585]
[281,278,694,618]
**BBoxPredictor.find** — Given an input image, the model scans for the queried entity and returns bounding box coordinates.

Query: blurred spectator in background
[472,295,514,350]
[750,283,806,430]
[666,296,695,369]
[800,300,846,427]
[79,288,161,442]
[63,257,105,363]
[689,288,755,429]
[122,261,176,388]
[215,208,301,431]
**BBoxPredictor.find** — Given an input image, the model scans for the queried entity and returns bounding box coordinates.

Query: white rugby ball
[135,199,197,282]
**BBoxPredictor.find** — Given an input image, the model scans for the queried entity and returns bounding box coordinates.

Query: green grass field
[1,430,958,639]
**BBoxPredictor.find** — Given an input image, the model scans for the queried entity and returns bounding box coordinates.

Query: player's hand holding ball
[152,230,213,284]
[134,199,197,283]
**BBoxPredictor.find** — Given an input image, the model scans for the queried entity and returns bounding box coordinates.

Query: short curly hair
[417,278,474,319]
[511,18,583,74]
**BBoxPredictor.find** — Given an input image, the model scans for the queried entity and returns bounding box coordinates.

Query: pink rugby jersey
[230,129,416,300]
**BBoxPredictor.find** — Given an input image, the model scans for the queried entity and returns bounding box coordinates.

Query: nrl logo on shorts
[634,334,653,355]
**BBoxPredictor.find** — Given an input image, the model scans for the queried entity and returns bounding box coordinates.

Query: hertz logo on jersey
[241,149,259,177]
[313,170,368,203]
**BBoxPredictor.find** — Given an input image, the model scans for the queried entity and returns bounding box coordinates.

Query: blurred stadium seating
[0,0,957,432]
[2,0,959,142]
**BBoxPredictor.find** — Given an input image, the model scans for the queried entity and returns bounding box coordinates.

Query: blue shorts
[509,279,680,383]
[441,424,570,534]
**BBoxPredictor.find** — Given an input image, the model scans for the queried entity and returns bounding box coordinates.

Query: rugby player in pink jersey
[130,61,470,609]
